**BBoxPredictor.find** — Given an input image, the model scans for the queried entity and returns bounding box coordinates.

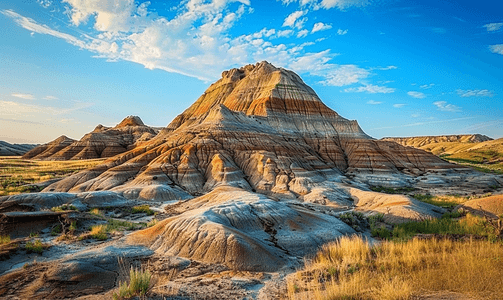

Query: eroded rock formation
[23,116,159,160]
[2,61,501,273]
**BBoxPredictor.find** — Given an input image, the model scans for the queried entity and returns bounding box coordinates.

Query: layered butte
[3,61,500,272]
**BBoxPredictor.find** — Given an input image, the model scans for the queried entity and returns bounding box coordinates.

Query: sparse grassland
[89,225,108,240]
[440,149,503,174]
[412,193,494,208]
[288,236,503,300]
[0,157,105,196]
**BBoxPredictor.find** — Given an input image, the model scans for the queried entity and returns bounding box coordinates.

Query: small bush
[29,232,39,238]
[132,205,154,215]
[69,221,77,232]
[25,240,44,253]
[90,225,108,240]
[51,204,77,212]
[51,224,62,236]
[0,235,11,244]
[113,266,152,300]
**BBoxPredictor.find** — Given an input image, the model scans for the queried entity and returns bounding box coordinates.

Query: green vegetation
[0,157,105,196]
[370,186,415,194]
[89,225,108,240]
[131,205,155,215]
[113,267,152,300]
[29,232,39,238]
[440,150,503,174]
[25,239,45,254]
[107,219,146,231]
[51,204,78,212]
[50,224,62,236]
[0,235,11,245]
[89,208,104,217]
[370,212,503,242]
[147,218,158,227]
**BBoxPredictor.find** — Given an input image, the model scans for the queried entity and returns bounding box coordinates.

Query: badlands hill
[0,141,37,156]
[1,61,501,284]
[381,134,493,155]
[22,116,159,160]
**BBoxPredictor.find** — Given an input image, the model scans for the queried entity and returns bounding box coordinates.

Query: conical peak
[116,115,144,128]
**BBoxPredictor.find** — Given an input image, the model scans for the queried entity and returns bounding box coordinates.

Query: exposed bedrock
[3,61,500,273]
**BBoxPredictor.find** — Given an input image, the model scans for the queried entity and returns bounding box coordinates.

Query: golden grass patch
[288,236,503,300]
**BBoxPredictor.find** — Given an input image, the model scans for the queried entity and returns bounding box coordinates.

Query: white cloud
[393,103,406,108]
[11,93,35,100]
[43,95,59,100]
[367,100,382,105]
[374,65,397,70]
[37,0,52,8]
[433,101,461,112]
[321,65,370,86]
[297,29,309,37]
[283,10,307,29]
[483,22,503,32]
[344,84,395,93]
[489,44,503,55]
[420,83,434,89]
[320,0,372,10]
[312,22,332,33]
[456,89,494,97]
[411,113,420,118]
[407,91,426,99]
[276,29,294,37]
[337,28,348,35]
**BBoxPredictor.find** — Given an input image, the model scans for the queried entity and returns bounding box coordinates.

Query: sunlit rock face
[23,116,159,160]
[25,61,499,271]
[45,61,467,195]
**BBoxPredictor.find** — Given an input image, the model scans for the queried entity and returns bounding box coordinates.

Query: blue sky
[0,0,502,144]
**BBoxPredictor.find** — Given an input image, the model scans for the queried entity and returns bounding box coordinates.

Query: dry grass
[0,157,104,196]
[288,236,503,300]
[89,225,108,240]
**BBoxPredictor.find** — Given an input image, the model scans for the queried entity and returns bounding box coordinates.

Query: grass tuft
[113,266,152,300]
[25,239,45,254]
[89,225,108,240]
[51,204,78,212]
[131,205,154,215]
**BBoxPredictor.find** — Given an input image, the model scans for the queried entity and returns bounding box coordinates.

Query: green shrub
[0,235,11,244]
[89,225,108,240]
[51,224,62,236]
[51,204,77,212]
[25,240,44,253]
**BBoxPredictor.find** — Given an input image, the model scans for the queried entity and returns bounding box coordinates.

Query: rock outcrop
[3,61,501,273]
[0,141,37,156]
[23,116,159,160]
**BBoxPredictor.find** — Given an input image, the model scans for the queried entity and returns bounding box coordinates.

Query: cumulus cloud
[407,91,426,99]
[456,89,494,97]
[312,22,332,33]
[489,44,503,55]
[297,29,309,37]
[283,10,307,29]
[12,93,35,100]
[367,100,382,105]
[337,28,348,35]
[483,22,503,32]
[344,84,395,93]
[2,2,390,87]
[433,101,460,112]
